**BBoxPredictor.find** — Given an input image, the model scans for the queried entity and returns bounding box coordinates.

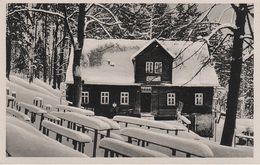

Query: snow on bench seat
[6,107,30,121]
[120,127,214,157]
[42,120,92,142]
[55,104,94,116]
[99,138,168,157]
[18,102,47,114]
[113,115,185,135]
[51,112,110,130]
[94,116,120,130]
[99,131,124,141]
[44,113,61,122]
[199,139,253,157]
[6,116,87,157]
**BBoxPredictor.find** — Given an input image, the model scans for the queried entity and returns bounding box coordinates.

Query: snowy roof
[66,39,219,86]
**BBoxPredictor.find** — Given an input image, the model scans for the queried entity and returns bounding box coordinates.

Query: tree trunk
[52,21,59,89]
[57,26,66,89]
[6,35,11,80]
[71,4,86,107]
[43,4,48,82]
[220,4,247,146]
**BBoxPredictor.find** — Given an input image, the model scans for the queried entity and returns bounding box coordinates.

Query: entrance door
[141,93,151,112]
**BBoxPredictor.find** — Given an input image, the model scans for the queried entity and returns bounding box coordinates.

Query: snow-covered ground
[5,75,254,157]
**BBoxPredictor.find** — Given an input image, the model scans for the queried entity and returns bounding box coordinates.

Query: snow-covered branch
[204,24,237,45]
[243,52,253,62]
[85,15,122,26]
[7,8,64,18]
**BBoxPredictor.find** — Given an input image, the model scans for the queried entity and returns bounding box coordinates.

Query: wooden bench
[235,133,254,146]
[6,95,16,108]
[51,112,111,157]
[18,102,47,130]
[113,115,185,135]
[33,97,43,108]
[41,120,92,153]
[99,138,168,157]
[6,107,30,122]
[43,113,61,123]
[120,127,214,157]
[55,104,94,116]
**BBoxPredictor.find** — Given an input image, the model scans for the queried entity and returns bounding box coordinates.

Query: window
[120,92,129,105]
[195,93,203,105]
[146,62,153,73]
[101,92,109,104]
[154,62,162,73]
[82,91,89,104]
[167,93,176,106]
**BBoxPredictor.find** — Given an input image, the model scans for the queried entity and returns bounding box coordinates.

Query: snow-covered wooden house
[66,39,219,121]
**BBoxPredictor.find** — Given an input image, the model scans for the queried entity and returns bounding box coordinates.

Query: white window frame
[195,93,203,105]
[101,92,109,104]
[120,92,129,105]
[81,91,89,104]
[146,62,153,73]
[154,62,162,74]
[167,93,176,106]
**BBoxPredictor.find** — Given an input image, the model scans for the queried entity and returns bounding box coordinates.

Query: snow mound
[9,75,59,99]
[33,78,62,97]
[99,137,168,157]
[120,127,214,157]
[51,112,110,130]
[6,116,87,157]
[55,104,94,116]
[7,79,60,107]
[42,120,92,142]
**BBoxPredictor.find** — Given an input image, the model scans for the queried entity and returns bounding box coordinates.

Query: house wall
[81,84,140,117]
[134,41,173,84]
[152,86,214,117]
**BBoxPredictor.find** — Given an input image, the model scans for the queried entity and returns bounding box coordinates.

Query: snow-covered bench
[55,104,94,116]
[199,139,253,157]
[120,127,214,157]
[99,138,168,157]
[235,133,254,146]
[6,95,16,108]
[6,116,87,157]
[43,113,61,123]
[33,97,43,108]
[18,102,47,130]
[6,107,30,122]
[113,115,185,135]
[41,120,92,153]
[51,112,111,157]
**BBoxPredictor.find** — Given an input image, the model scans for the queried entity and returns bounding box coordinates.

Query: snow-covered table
[6,107,30,122]
[55,104,94,116]
[51,112,111,157]
[113,115,185,135]
[120,127,214,157]
[41,120,92,153]
[18,102,47,130]
[99,138,168,157]
[6,116,87,157]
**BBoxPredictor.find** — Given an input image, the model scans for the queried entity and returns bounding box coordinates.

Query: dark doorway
[141,93,151,112]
